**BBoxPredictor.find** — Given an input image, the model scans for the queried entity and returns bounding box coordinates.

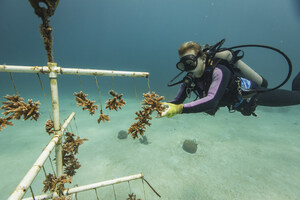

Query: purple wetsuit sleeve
[168,83,187,104]
[182,65,232,113]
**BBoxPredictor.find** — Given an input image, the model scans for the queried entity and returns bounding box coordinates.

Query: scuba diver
[161,39,300,118]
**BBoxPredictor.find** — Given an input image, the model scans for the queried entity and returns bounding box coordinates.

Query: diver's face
[180,50,205,78]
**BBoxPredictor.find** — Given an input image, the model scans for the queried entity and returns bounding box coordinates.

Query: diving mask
[176,54,201,72]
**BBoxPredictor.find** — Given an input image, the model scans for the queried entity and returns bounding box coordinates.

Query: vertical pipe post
[48,62,63,176]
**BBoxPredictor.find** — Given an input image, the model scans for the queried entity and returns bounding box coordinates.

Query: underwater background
[1,0,300,199]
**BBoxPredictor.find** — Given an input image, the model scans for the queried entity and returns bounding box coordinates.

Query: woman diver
[161,40,300,118]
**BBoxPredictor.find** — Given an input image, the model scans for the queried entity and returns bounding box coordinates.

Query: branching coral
[97,109,110,124]
[128,92,164,139]
[55,175,72,196]
[1,95,40,121]
[128,121,146,139]
[105,90,126,111]
[141,92,165,116]
[43,132,87,196]
[25,99,40,120]
[62,132,87,176]
[63,155,81,177]
[127,193,142,200]
[42,173,56,193]
[53,196,71,200]
[74,91,98,115]
[45,119,54,135]
[0,116,13,131]
[42,173,71,197]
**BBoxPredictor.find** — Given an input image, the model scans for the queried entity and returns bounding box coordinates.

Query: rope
[78,74,84,92]
[112,185,117,200]
[146,77,151,92]
[94,188,100,200]
[72,184,78,200]
[69,122,74,133]
[37,73,52,121]
[127,181,132,194]
[73,192,78,200]
[40,18,54,62]
[142,178,161,198]
[94,76,103,110]
[132,77,138,101]
[142,178,146,200]
[73,117,80,136]
[42,166,47,177]
[9,72,19,96]
[29,186,36,200]
[48,155,56,177]
[28,0,59,63]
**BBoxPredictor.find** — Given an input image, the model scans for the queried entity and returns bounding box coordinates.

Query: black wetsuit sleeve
[182,65,232,113]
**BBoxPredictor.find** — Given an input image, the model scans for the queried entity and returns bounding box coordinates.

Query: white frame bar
[8,112,76,200]
[48,63,63,177]
[22,173,144,200]
[0,64,149,77]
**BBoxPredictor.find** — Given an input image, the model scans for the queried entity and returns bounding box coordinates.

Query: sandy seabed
[1,95,300,200]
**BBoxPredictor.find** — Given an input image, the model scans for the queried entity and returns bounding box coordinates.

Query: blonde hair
[178,41,205,58]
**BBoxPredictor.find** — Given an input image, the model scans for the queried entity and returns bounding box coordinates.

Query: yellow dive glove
[161,102,183,118]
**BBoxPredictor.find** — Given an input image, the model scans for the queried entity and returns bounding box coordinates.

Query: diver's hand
[161,102,183,118]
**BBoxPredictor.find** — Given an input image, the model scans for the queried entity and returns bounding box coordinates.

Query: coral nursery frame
[0,63,150,200]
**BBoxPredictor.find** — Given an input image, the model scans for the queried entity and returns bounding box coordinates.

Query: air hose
[228,44,292,93]
[207,39,293,94]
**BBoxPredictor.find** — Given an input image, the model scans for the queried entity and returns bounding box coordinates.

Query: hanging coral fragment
[42,173,72,197]
[45,119,54,135]
[128,92,165,139]
[62,132,88,176]
[74,91,98,115]
[105,90,126,111]
[1,95,40,121]
[0,117,14,131]
[97,109,110,124]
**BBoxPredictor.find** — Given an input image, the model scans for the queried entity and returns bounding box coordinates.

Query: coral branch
[128,92,164,139]
[0,117,14,132]
[97,109,110,124]
[45,119,54,135]
[127,193,142,200]
[1,95,40,121]
[105,90,126,111]
[42,173,71,197]
[62,132,87,176]
[74,91,98,115]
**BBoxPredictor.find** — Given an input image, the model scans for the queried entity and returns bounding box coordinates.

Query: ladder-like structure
[0,63,155,199]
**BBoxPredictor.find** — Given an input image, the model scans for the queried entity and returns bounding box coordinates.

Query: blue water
[1,0,300,199]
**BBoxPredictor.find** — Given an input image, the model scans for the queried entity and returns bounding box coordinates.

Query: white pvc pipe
[61,67,149,77]
[22,173,144,200]
[0,65,49,73]
[48,63,63,177]
[8,112,76,200]
[0,64,149,78]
